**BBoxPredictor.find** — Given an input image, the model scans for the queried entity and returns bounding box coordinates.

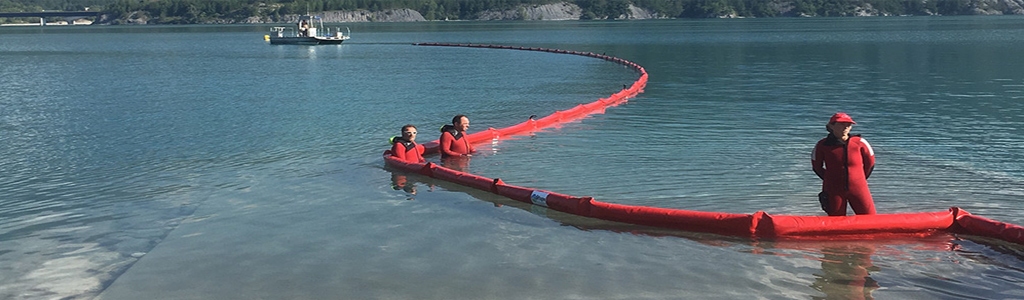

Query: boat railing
[270,26,290,37]
[326,27,351,39]
[268,20,350,40]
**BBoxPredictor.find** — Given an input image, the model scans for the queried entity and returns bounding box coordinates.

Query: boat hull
[269,37,346,45]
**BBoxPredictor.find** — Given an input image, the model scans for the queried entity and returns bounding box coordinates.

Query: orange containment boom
[413,43,645,156]
[389,43,1024,244]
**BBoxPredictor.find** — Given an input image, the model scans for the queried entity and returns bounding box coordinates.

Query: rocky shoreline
[99,1,1024,25]
[105,3,651,25]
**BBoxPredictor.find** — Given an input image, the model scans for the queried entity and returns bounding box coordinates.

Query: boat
[266,15,349,45]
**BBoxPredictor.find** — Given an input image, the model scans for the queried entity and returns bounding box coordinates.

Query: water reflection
[385,169,749,237]
[441,156,471,173]
[949,237,1024,272]
[811,244,880,300]
[390,173,432,200]
[384,168,1024,297]
[390,173,417,197]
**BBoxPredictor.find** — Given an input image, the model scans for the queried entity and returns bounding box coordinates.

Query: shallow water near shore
[2,17,1024,299]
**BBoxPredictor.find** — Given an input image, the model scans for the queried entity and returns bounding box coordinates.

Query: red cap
[829,112,856,124]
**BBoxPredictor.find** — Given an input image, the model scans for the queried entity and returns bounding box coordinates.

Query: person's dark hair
[402,124,417,132]
[452,114,467,125]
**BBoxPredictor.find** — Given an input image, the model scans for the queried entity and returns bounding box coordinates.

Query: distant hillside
[2,0,1022,25]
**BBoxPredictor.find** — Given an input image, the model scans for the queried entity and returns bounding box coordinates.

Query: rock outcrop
[477,3,582,20]
[476,3,660,20]
[247,9,425,23]
[94,11,149,25]
[620,4,662,19]
[975,0,1024,15]
[312,9,426,22]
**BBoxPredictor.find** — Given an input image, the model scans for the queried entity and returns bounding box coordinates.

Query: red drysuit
[440,126,474,158]
[812,134,876,216]
[390,139,425,163]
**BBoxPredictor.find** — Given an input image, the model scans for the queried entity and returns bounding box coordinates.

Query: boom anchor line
[385,43,1024,245]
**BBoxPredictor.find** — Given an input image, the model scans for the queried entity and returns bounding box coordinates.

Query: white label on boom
[530,190,549,207]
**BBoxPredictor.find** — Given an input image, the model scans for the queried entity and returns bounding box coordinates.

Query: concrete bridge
[0,11,101,25]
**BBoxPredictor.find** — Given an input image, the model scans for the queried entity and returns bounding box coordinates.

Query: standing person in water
[440,114,475,158]
[812,112,876,216]
[390,124,425,163]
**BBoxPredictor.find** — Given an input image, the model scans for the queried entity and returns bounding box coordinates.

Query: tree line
[0,0,1005,24]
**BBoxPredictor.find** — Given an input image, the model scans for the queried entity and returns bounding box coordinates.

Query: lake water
[2,16,1024,299]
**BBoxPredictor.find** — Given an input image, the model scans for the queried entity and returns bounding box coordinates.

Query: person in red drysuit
[812,112,876,216]
[439,114,475,158]
[439,115,475,172]
[390,124,425,163]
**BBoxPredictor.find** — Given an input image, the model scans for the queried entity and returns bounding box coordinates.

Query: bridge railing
[0,11,100,18]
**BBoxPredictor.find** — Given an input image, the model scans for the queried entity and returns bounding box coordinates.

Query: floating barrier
[393,43,1024,245]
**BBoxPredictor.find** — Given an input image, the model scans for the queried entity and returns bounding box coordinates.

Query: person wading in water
[812,112,876,216]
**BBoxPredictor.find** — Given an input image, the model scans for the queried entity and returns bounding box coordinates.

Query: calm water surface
[2,17,1024,299]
